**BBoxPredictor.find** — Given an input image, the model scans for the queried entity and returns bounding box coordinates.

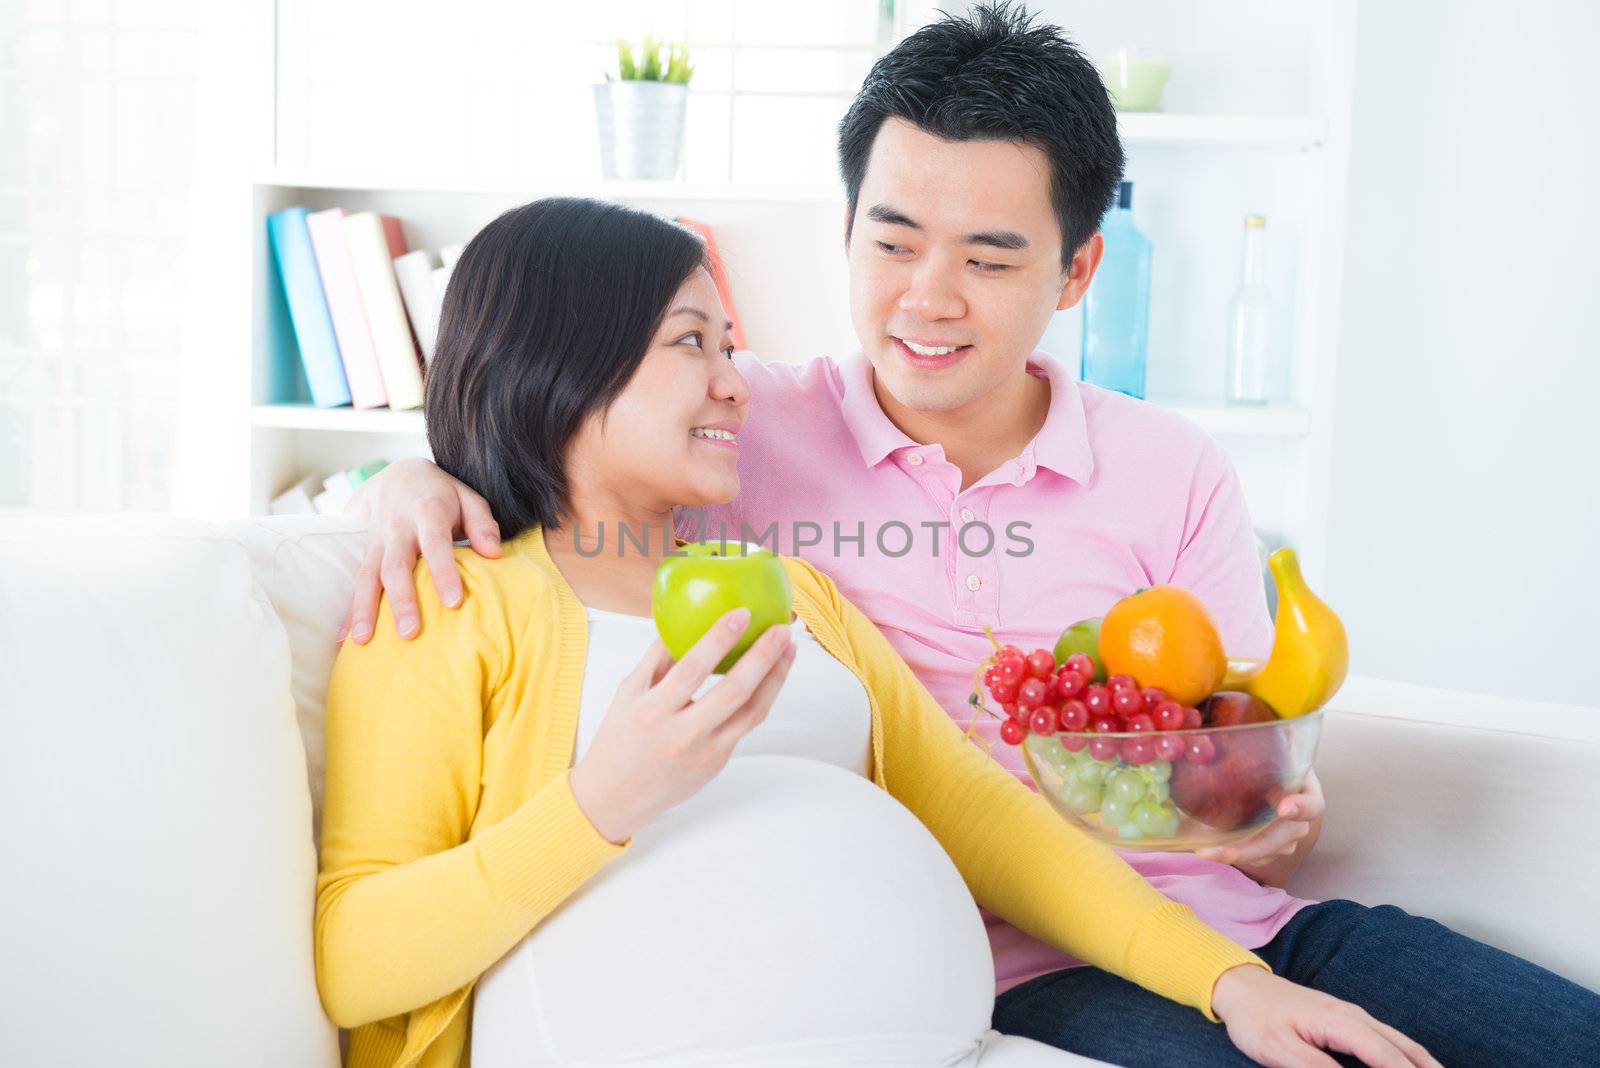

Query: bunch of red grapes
[981,645,1219,767]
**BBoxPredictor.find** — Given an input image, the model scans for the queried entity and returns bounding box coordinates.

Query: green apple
[1052,616,1107,682]
[652,541,793,674]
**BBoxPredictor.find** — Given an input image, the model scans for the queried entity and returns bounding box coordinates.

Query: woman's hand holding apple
[569,608,797,844]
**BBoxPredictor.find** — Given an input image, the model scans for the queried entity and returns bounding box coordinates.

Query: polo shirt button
[966,574,982,592]
[907,453,924,466]
[959,507,976,523]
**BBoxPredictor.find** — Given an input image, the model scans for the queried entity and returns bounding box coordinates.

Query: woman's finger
[621,638,676,696]
[683,624,793,731]
[1320,1015,1415,1068]
[1368,1018,1442,1068]
[1270,1040,1340,1068]
[711,641,797,746]
[653,609,754,708]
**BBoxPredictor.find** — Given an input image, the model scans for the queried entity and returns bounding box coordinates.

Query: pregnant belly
[473,755,996,1066]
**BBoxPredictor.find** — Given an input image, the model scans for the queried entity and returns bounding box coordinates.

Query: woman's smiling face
[565,268,751,515]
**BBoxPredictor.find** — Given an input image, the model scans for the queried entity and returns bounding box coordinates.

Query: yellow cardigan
[316,527,1264,1068]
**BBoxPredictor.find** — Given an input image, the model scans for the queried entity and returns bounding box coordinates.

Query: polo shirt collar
[837,350,1096,485]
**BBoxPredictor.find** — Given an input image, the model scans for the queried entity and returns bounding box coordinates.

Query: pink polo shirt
[680,350,1313,996]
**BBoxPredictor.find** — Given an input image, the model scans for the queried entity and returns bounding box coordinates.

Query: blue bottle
[1081,181,1151,399]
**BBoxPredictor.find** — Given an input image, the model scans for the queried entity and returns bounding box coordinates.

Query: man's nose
[899,258,966,321]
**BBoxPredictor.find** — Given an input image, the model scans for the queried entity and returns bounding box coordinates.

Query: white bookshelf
[246,1,1357,586]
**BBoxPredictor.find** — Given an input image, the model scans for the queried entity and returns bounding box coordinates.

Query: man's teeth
[690,428,736,440]
[900,339,963,357]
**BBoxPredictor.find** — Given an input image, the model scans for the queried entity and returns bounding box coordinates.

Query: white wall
[1326,0,1600,708]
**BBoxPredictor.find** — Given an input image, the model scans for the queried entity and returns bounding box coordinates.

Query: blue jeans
[991,899,1600,1067]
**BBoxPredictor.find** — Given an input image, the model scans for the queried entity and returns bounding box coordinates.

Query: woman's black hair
[837,1,1124,269]
[425,197,708,539]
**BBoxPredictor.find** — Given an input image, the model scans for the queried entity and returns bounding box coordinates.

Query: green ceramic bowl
[1099,48,1172,112]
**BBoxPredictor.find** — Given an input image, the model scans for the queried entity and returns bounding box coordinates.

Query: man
[340,5,1599,1064]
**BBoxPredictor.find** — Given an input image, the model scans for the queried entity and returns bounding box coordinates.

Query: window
[0,0,201,511]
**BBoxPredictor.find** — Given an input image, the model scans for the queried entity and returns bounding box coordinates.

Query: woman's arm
[808,568,1263,1020]
[314,559,625,1028]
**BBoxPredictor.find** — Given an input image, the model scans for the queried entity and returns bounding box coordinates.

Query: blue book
[267,206,352,408]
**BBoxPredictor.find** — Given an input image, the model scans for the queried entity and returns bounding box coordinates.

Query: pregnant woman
[314,197,1437,1068]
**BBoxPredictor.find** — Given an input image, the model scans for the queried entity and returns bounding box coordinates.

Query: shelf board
[1148,397,1311,436]
[251,404,426,434]
[252,398,1309,438]
[254,171,846,204]
[253,114,1324,203]
[1119,112,1325,149]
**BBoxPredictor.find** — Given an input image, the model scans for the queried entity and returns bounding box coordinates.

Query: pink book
[305,207,387,409]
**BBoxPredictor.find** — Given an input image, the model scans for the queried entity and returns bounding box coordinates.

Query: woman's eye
[678,332,703,348]
[722,345,736,360]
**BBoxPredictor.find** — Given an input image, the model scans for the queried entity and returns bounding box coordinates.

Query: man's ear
[1056,231,1105,312]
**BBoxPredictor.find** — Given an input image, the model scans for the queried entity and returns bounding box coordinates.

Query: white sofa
[2,514,1596,1066]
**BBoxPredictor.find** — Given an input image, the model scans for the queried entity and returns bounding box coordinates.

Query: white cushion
[223,515,366,838]
[0,514,339,1067]
[1300,705,1600,992]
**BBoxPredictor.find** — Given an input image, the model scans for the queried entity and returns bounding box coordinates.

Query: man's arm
[1167,439,1323,885]
[340,458,502,644]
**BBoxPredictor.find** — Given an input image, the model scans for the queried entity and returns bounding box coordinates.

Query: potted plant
[593,36,695,181]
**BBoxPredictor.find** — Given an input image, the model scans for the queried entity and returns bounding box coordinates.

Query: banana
[1219,548,1348,718]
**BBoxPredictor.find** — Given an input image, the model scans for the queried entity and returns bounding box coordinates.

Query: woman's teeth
[690,428,736,440]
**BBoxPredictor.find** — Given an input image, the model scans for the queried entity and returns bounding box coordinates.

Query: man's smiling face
[846,117,1093,417]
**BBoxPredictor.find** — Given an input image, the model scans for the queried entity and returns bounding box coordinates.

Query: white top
[571,607,871,775]
[470,610,1093,1067]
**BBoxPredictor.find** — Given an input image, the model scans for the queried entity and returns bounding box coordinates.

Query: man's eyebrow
[864,203,1030,251]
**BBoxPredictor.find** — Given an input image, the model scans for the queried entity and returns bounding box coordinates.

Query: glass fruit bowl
[1020,711,1324,851]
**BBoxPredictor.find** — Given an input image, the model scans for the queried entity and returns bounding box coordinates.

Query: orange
[1099,586,1227,706]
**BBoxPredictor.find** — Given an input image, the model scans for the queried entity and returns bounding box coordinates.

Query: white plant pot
[593,81,688,182]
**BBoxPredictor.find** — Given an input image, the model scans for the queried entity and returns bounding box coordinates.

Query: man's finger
[415,502,464,609]
[458,487,503,558]
[379,529,423,639]
[653,609,752,707]
[349,541,385,644]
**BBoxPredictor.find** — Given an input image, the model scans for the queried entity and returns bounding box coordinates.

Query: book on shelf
[304,207,388,409]
[675,217,747,351]
[265,207,353,408]
[343,211,425,410]
[392,249,442,364]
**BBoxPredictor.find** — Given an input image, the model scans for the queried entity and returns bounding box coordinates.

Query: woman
[314,198,1437,1068]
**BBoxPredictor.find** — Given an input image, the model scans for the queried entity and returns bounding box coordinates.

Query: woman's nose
[713,358,750,406]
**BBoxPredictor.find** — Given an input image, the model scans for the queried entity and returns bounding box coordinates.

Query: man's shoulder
[735,351,849,410]
[1076,381,1227,470]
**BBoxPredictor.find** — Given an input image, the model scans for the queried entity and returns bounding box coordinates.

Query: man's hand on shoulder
[338,457,503,644]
